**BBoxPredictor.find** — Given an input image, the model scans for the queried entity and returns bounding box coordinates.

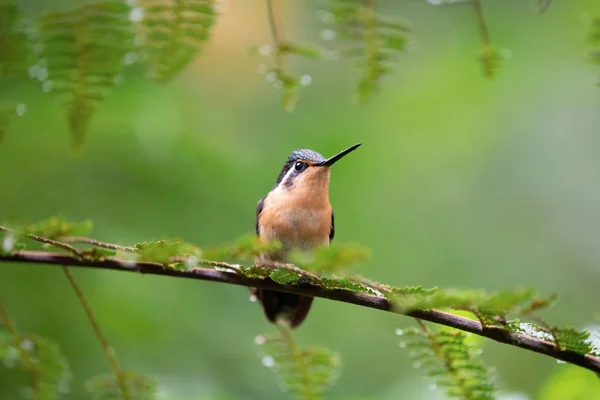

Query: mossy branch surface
[1,235,599,374]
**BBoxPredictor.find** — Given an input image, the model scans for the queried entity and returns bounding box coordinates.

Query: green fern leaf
[0,2,33,142]
[241,264,272,278]
[320,276,375,295]
[86,371,157,400]
[392,285,438,296]
[0,2,31,78]
[257,332,341,400]
[288,243,371,273]
[402,326,495,400]
[270,268,301,285]
[80,247,117,261]
[202,234,281,262]
[38,1,134,150]
[0,333,72,400]
[553,327,597,355]
[24,216,93,239]
[138,0,216,83]
[393,287,554,328]
[322,0,410,104]
[135,239,202,266]
[25,335,71,400]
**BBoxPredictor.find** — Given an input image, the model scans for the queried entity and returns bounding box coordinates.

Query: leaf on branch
[202,234,281,262]
[256,331,341,400]
[38,0,135,150]
[401,325,495,400]
[135,239,202,266]
[392,285,438,296]
[553,327,598,355]
[240,264,272,278]
[138,0,216,83]
[320,276,378,295]
[270,268,301,285]
[0,333,72,400]
[321,0,410,104]
[288,242,371,273]
[86,371,157,400]
[392,287,555,327]
[80,247,117,261]
[23,216,93,239]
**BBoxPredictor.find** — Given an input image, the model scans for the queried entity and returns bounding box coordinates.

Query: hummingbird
[254,143,362,328]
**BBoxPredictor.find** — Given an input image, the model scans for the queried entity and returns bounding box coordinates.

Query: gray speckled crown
[274,148,325,185]
[287,149,326,164]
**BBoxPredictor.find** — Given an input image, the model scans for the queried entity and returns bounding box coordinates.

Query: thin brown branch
[61,267,130,400]
[170,256,244,275]
[472,0,490,47]
[266,0,283,67]
[61,236,137,252]
[1,250,600,374]
[0,225,82,257]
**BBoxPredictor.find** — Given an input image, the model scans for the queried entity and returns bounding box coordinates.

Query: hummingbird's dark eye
[294,162,307,171]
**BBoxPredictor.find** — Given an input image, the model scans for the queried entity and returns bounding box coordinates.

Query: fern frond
[138,0,216,83]
[134,239,202,266]
[256,1,325,111]
[23,216,93,239]
[0,2,31,78]
[553,327,597,355]
[321,0,409,104]
[38,1,134,150]
[0,332,71,400]
[588,16,600,85]
[256,330,341,400]
[0,2,32,141]
[288,242,371,273]
[402,324,495,400]
[392,287,549,325]
[86,371,157,400]
[427,0,503,79]
[202,234,282,262]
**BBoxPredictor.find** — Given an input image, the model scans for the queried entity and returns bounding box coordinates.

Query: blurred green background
[2,0,600,399]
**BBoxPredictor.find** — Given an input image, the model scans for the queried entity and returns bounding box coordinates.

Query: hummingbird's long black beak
[317,143,362,167]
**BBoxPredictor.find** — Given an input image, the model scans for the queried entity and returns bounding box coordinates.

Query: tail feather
[256,289,314,329]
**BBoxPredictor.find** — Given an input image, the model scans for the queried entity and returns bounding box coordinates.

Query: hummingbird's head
[273,143,361,195]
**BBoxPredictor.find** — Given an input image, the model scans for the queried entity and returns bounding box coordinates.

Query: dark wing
[256,196,265,235]
[329,210,335,242]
